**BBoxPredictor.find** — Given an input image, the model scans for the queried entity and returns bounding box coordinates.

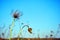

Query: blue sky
[0,0,60,38]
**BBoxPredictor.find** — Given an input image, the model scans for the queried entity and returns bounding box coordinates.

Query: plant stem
[17,25,29,40]
[18,28,22,40]
[9,19,15,40]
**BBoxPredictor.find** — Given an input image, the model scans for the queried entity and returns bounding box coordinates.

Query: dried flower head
[50,34,53,37]
[13,13,19,19]
[51,31,53,33]
[46,35,48,38]
[28,28,32,34]
[2,33,4,36]
[12,10,23,19]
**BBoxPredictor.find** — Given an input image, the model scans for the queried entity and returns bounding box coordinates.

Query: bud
[28,28,32,34]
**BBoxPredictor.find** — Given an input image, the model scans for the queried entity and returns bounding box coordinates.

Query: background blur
[0,0,60,38]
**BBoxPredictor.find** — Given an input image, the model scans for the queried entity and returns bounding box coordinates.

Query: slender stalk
[18,28,22,40]
[17,25,29,40]
[17,23,23,40]
[17,34,20,40]
[22,25,29,29]
[9,19,15,40]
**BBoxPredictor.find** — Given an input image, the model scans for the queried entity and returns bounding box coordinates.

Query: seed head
[28,28,32,34]
[13,13,19,19]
